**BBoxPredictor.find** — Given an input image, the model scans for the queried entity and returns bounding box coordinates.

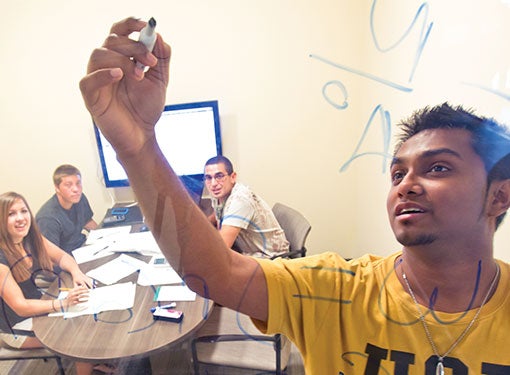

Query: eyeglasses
[203,172,230,183]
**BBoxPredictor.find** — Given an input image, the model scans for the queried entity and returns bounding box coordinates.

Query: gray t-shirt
[36,194,93,254]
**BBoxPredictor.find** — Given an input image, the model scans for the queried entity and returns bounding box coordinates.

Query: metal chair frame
[0,328,65,374]
[191,202,311,374]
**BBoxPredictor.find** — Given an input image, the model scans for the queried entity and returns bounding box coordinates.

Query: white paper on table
[108,231,162,256]
[155,285,196,302]
[49,282,136,319]
[137,264,183,286]
[86,254,148,285]
[86,226,132,245]
[72,241,115,264]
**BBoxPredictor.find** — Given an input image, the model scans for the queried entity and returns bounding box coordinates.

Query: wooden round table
[33,254,213,362]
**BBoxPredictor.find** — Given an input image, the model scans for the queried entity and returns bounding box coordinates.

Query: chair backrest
[272,203,311,257]
[191,306,291,374]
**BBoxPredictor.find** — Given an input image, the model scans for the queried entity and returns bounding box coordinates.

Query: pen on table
[60,284,89,292]
[150,302,176,312]
[92,279,97,321]
[93,245,109,256]
[136,17,157,70]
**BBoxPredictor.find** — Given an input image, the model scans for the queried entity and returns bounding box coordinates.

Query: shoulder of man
[230,182,253,198]
[77,193,94,213]
[226,183,255,206]
[77,193,91,205]
[36,194,61,219]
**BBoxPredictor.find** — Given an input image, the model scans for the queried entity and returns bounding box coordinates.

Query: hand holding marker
[137,17,157,71]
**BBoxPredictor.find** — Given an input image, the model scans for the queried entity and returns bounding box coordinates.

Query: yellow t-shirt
[253,252,510,374]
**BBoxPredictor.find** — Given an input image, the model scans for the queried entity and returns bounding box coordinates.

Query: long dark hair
[0,192,53,281]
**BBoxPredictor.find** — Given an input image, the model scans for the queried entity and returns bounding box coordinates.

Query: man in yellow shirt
[80,18,510,373]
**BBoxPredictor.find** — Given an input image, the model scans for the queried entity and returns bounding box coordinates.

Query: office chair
[271,202,312,259]
[191,306,291,374]
[191,203,311,374]
[0,329,65,374]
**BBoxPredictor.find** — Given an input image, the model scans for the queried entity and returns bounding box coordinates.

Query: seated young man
[36,164,98,254]
[204,155,289,258]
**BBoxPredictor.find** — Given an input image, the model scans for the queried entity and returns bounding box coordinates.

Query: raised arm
[79,18,268,321]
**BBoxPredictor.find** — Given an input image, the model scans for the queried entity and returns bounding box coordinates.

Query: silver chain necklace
[402,263,500,375]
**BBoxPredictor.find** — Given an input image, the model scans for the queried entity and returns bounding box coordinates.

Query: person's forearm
[117,138,228,283]
[14,298,62,317]
[79,15,267,319]
[84,219,98,231]
[116,137,264,312]
[59,254,83,279]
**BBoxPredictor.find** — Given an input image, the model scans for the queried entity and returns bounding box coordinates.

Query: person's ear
[487,179,510,218]
[230,172,237,182]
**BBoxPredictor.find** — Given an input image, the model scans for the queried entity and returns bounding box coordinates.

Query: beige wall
[0,0,509,261]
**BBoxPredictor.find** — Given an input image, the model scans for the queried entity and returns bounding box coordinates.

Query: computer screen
[94,100,222,200]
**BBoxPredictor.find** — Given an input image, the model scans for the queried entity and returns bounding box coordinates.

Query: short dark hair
[396,102,510,228]
[53,164,81,186]
[204,155,234,175]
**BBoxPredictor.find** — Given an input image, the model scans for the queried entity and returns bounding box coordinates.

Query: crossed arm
[207,213,242,249]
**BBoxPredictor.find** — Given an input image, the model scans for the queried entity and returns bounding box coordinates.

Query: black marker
[136,17,157,70]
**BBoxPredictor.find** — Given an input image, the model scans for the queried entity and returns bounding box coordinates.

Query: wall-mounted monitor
[94,100,222,202]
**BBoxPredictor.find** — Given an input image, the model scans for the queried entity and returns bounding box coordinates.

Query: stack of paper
[73,227,163,265]
[73,226,132,264]
[72,241,114,264]
[86,254,147,285]
[108,231,162,255]
[137,264,183,286]
[85,226,132,245]
[154,285,196,302]
[49,282,136,319]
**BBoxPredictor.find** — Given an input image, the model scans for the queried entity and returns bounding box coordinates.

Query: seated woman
[0,192,95,375]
